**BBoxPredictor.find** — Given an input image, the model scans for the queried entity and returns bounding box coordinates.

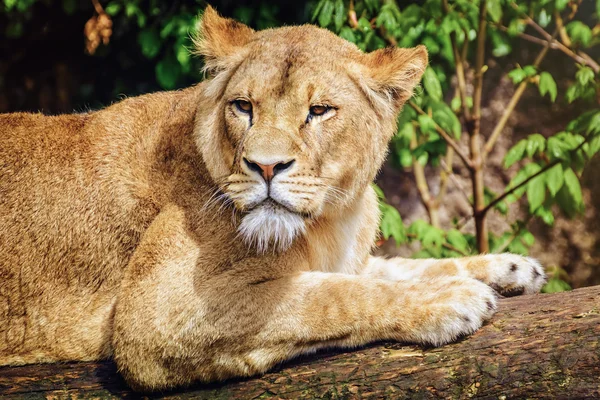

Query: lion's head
[194,6,427,252]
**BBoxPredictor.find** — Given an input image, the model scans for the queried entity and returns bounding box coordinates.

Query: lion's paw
[406,277,497,346]
[482,253,546,296]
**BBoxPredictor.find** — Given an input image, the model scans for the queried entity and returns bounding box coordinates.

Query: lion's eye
[233,99,252,114]
[309,105,329,117]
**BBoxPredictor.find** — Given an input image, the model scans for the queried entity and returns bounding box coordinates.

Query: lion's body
[0,7,546,391]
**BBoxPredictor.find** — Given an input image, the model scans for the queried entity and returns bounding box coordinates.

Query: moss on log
[1,286,599,399]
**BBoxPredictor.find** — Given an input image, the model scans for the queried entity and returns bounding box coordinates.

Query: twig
[554,10,571,47]
[509,3,599,73]
[440,157,471,205]
[482,28,558,159]
[481,139,588,216]
[436,148,454,204]
[410,127,439,227]
[91,0,104,14]
[442,0,471,122]
[408,101,473,169]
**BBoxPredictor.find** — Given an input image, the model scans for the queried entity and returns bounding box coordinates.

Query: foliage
[0,0,312,106]
[312,0,600,291]
[2,0,599,291]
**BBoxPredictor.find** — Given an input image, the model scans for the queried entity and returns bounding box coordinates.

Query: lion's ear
[361,45,428,110]
[193,6,255,73]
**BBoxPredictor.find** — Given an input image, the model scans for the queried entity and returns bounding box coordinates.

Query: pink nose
[243,158,295,182]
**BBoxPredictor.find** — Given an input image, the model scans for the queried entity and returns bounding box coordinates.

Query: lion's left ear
[193,5,255,74]
[361,45,428,111]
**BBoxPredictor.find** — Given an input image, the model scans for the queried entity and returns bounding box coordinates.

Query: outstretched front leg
[363,253,547,296]
[113,206,498,391]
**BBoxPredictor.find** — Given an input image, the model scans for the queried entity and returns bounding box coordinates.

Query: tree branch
[408,101,473,169]
[509,2,599,73]
[442,0,471,122]
[440,157,472,206]
[436,148,454,205]
[410,127,439,228]
[470,0,488,252]
[482,28,558,159]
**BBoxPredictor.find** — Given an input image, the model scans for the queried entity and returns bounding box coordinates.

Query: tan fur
[0,7,545,391]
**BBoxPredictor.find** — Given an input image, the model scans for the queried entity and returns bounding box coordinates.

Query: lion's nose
[243,158,295,182]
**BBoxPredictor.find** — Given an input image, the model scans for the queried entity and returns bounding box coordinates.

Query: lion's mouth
[238,199,307,253]
[249,198,311,219]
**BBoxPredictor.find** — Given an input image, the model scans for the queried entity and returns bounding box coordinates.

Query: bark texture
[1,286,599,399]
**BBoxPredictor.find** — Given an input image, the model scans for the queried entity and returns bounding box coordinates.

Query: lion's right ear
[193,6,255,74]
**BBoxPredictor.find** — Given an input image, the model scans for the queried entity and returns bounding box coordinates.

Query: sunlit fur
[237,201,306,252]
[193,17,429,253]
[0,6,546,393]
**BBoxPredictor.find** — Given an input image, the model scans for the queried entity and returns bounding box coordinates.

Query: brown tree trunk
[1,286,599,399]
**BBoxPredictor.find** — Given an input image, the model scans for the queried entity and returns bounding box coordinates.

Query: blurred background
[1,0,599,289]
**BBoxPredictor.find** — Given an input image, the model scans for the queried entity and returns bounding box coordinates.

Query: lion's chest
[305,207,372,275]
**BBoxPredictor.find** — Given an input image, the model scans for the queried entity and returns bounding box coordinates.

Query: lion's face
[194,7,427,252]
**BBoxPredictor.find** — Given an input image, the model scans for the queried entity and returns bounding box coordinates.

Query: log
[1,286,599,399]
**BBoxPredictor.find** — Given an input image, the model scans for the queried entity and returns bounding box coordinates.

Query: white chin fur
[238,203,306,253]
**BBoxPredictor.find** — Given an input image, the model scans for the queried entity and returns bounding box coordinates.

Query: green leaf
[523,65,537,77]
[504,139,527,168]
[333,0,345,32]
[418,114,436,135]
[138,29,161,59]
[508,68,527,84]
[563,168,583,209]
[521,231,535,247]
[423,67,443,101]
[576,66,595,87]
[339,26,356,43]
[542,278,571,293]
[372,183,385,199]
[537,9,551,28]
[486,0,502,23]
[105,2,121,16]
[422,226,445,249]
[538,72,557,102]
[358,17,372,33]
[535,206,555,225]
[318,0,334,27]
[311,0,325,21]
[545,163,564,196]
[507,18,525,36]
[446,229,469,252]
[566,21,592,47]
[555,0,570,11]
[380,203,406,246]
[527,173,546,212]
[429,100,461,139]
[398,149,413,168]
[490,31,511,57]
[155,55,181,89]
[408,219,430,240]
[547,136,572,161]
[526,133,545,157]
[508,238,528,255]
[174,39,191,72]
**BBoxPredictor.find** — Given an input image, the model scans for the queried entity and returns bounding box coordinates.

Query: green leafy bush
[312,0,600,291]
[2,0,599,291]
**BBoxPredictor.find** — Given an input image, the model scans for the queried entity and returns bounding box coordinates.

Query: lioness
[0,6,546,391]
